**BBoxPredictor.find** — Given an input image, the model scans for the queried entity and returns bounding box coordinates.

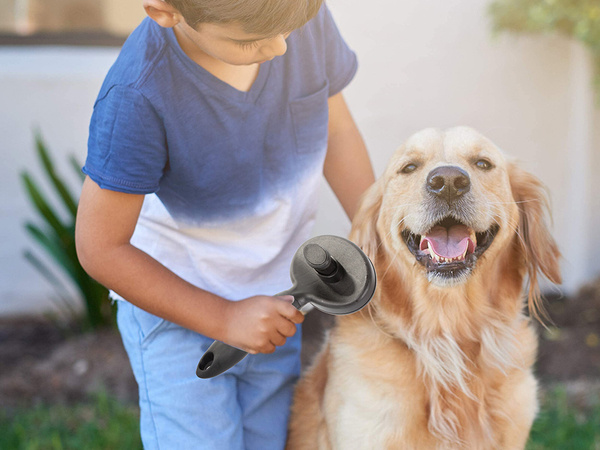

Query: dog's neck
[368,282,526,371]
[362,251,530,447]
[368,242,528,342]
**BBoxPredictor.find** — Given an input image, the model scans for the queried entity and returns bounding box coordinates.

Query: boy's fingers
[262,343,276,354]
[281,305,304,324]
[275,296,304,324]
[271,333,287,347]
[278,319,298,338]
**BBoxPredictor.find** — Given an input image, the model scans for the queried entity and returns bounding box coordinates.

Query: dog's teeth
[428,246,439,262]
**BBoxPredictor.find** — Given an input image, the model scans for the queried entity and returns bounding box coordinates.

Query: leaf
[22,130,115,329]
[34,131,79,218]
[489,0,600,103]
[69,155,85,183]
[23,250,79,320]
[21,172,68,239]
[23,222,77,282]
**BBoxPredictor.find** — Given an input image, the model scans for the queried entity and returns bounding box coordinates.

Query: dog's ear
[508,161,561,318]
[350,178,384,263]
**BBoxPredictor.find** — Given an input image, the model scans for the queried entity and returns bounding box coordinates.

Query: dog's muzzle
[401,166,499,284]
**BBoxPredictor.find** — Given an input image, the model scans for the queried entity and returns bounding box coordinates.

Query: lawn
[527,387,600,450]
[0,387,598,449]
[0,392,142,450]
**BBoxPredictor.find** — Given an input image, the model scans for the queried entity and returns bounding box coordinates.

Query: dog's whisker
[366,302,397,340]
[380,248,402,282]
[379,220,413,277]
[484,199,541,206]
[498,216,527,252]
[379,201,420,212]
[371,214,415,255]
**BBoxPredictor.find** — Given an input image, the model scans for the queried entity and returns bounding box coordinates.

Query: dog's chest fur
[321,314,537,449]
[324,368,408,449]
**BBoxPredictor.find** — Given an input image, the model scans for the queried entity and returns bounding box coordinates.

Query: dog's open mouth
[402,217,499,282]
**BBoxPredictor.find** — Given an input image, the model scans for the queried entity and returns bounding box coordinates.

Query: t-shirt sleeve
[319,5,358,97]
[83,85,167,194]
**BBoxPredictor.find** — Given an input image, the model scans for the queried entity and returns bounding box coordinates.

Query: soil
[0,318,138,408]
[0,279,599,410]
[536,280,600,383]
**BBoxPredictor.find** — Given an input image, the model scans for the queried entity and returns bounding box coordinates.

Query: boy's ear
[143,0,181,28]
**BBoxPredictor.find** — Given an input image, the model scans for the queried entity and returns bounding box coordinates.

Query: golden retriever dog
[287,127,561,449]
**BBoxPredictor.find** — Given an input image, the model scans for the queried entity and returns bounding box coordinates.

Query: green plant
[21,131,114,329]
[527,386,600,449]
[489,0,600,101]
[0,391,142,450]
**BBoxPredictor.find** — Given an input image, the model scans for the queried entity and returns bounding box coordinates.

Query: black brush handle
[196,288,304,379]
[196,341,249,378]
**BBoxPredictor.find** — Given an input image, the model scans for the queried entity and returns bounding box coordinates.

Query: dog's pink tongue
[420,225,475,258]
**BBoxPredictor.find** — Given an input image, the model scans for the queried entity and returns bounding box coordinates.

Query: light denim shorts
[116,300,302,450]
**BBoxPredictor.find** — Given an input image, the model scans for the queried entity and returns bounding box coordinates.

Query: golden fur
[287,127,561,450]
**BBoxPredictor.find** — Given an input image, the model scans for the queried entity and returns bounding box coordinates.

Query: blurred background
[0,0,598,448]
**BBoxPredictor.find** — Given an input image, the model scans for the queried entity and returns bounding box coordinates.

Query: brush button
[303,243,337,276]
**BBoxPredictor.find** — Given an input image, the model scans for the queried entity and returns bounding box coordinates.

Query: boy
[75,0,374,448]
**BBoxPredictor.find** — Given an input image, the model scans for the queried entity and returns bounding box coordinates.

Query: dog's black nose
[426,166,470,202]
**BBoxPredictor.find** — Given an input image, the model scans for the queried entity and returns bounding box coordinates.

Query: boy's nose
[262,34,287,57]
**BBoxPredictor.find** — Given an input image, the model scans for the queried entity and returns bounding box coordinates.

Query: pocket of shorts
[132,305,170,347]
[290,82,330,155]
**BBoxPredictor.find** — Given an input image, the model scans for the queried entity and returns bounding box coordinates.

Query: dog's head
[351,127,561,318]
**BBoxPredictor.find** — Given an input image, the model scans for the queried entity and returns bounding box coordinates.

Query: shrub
[489,0,600,102]
[21,131,114,330]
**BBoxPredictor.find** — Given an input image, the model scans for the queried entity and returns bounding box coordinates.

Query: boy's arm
[75,177,303,354]
[323,92,375,220]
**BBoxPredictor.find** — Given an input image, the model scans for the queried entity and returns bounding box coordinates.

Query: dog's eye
[399,163,418,174]
[475,159,493,171]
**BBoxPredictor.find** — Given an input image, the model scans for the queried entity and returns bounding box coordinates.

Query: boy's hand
[223,295,304,354]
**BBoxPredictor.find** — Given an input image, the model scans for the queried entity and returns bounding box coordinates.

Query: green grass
[0,386,598,449]
[527,387,600,450]
[0,392,141,450]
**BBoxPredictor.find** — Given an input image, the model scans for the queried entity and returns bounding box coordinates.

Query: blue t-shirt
[83,5,358,301]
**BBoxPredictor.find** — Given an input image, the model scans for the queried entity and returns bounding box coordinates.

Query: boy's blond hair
[165,0,324,34]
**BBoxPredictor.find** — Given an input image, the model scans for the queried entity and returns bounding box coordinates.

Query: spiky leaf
[34,131,79,218]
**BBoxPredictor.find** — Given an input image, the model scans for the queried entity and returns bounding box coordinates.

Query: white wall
[0,47,118,315]
[1,0,599,316]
